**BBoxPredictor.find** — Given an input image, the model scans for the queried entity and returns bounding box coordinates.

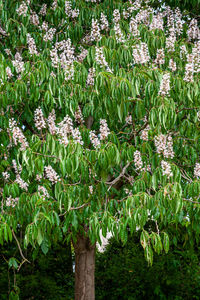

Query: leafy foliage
[0,0,199,274]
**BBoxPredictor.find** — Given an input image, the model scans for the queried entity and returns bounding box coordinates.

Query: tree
[0,0,199,299]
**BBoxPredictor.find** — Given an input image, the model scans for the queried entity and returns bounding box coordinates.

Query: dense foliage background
[1,228,200,299]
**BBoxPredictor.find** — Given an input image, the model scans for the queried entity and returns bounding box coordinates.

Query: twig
[59,203,89,216]
[107,162,131,191]
[12,230,30,271]
[183,198,200,204]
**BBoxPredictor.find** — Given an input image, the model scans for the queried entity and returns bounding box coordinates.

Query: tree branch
[12,229,30,271]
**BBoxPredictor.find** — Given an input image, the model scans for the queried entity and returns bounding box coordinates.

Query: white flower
[38,185,50,198]
[95,47,112,72]
[158,73,170,96]
[39,4,47,16]
[141,125,150,141]
[87,67,96,86]
[6,67,13,79]
[154,134,174,159]
[47,110,57,135]
[89,131,100,149]
[99,119,110,140]
[132,43,150,65]
[91,19,101,42]
[45,165,60,184]
[12,53,24,74]
[16,1,28,17]
[6,196,19,208]
[27,34,38,55]
[9,119,29,150]
[134,150,143,171]
[2,171,10,180]
[34,107,46,130]
[194,163,200,178]
[15,174,28,191]
[161,160,173,178]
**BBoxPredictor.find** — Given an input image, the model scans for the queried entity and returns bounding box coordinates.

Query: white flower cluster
[135,8,152,26]
[72,128,83,145]
[124,188,133,196]
[51,0,58,10]
[187,19,200,41]
[155,48,165,65]
[30,11,40,26]
[99,119,110,140]
[12,53,24,74]
[76,47,88,63]
[134,150,143,171]
[180,45,187,59]
[34,107,46,130]
[141,125,150,141]
[161,160,173,178]
[15,174,29,191]
[38,185,50,199]
[86,67,96,86]
[0,26,7,35]
[129,17,139,37]
[6,196,19,208]
[150,13,164,31]
[158,73,170,96]
[5,49,12,56]
[16,1,28,17]
[114,23,126,43]
[39,4,47,16]
[47,109,57,135]
[91,19,101,42]
[125,114,132,125]
[100,13,109,31]
[154,134,174,159]
[27,34,38,55]
[174,8,183,36]
[41,21,48,32]
[43,28,56,42]
[89,131,100,149]
[184,60,194,82]
[113,9,121,23]
[184,41,200,82]
[2,171,10,181]
[194,163,200,178]
[75,106,84,124]
[36,174,42,181]
[45,165,60,184]
[9,119,29,151]
[166,29,176,52]
[12,159,22,174]
[56,115,83,146]
[59,39,75,81]
[89,185,93,194]
[95,47,112,73]
[169,59,176,72]
[192,41,200,73]
[57,115,73,146]
[65,1,79,18]
[132,43,150,64]
[6,67,13,79]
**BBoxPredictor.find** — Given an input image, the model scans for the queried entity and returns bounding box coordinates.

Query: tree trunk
[73,234,95,300]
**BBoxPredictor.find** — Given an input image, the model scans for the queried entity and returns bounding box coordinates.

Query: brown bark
[73,234,95,300]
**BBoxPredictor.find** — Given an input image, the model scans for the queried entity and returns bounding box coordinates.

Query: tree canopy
[0,0,200,298]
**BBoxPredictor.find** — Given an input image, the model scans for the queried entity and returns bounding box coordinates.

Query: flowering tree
[0,0,200,299]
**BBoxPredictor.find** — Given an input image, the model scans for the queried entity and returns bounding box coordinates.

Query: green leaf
[8,257,18,269]
[41,237,50,255]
